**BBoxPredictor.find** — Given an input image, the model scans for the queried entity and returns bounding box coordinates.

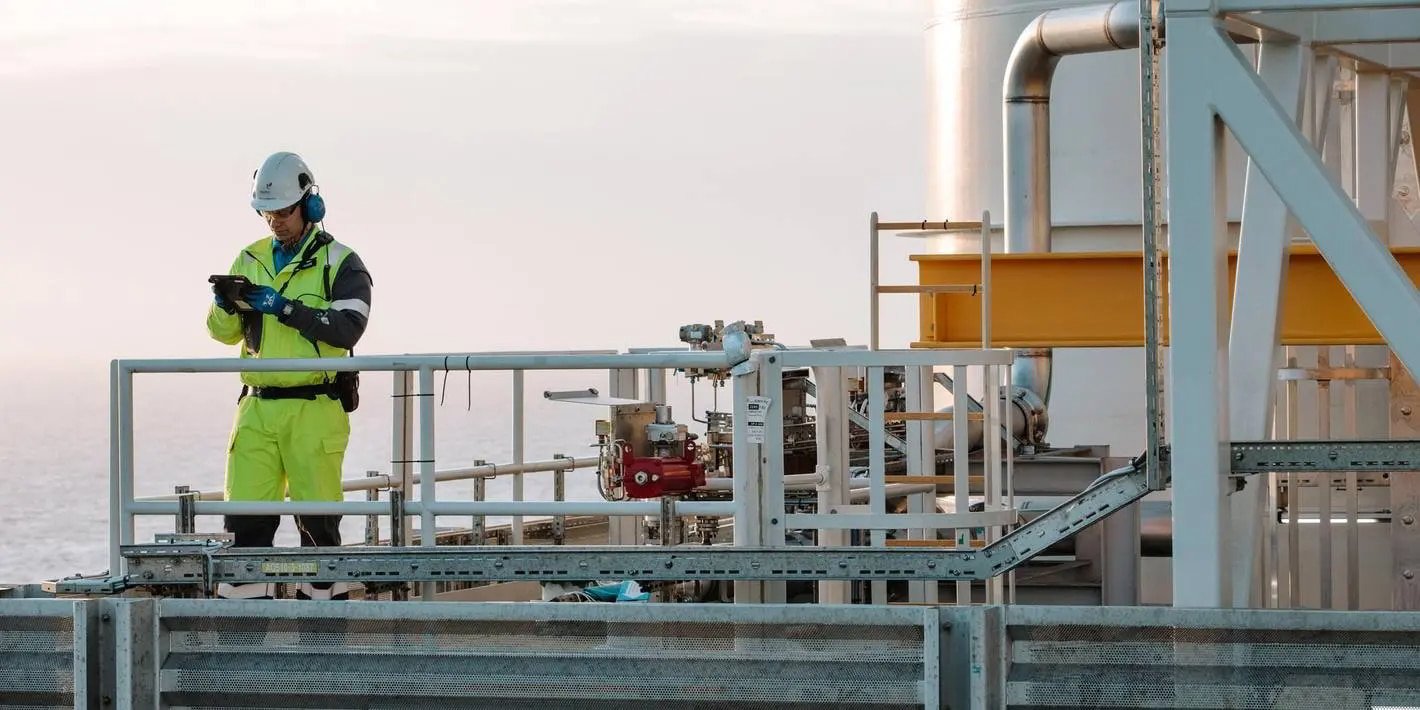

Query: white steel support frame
[607,368,642,547]
[759,355,789,604]
[746,349,1012,606]
[731,364,765,605]
[1227,39,1309,609]
[1357,70,1397,241]
[1390,352,1420,609]
[1316,56,1344,181]
[1408,86,1420,212]
[1166,12,1234,608]
[1350,66,1399,608]
[905,365,938,604]
[1167,0,1420,607]
[812,365,852,604]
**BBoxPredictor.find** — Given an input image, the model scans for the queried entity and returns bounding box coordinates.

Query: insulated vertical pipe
[1003,1,1140,403]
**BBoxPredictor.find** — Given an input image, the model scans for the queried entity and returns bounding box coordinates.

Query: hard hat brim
[251,196,301,212]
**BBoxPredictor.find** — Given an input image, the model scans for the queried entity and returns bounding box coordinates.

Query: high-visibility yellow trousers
[225,395,349,503]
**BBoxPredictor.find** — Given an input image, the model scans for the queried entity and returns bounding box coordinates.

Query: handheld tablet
[208,274,255,311]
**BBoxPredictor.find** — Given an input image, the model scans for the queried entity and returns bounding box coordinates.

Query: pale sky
[0,0,930,370]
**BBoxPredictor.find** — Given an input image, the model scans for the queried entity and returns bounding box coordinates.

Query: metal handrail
[108,349,748,582]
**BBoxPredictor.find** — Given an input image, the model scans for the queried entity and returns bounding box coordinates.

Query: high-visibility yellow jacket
[207,227,372,387]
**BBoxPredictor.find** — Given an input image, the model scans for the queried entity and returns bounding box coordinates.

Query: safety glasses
[262,202,301,219]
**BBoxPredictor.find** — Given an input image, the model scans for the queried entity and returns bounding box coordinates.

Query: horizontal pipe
[420,501,737,517]
[129,501,389,516]
[702,473,824,491]
[117,350,739,375]
[772,349,1012,368]
[131,499,737,518]
[451,457,595,480]
[137,457,597,502]
[701,477,935,499]
[849,484,939,501]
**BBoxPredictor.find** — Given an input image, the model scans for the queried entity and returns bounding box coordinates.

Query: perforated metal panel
[157,601,933,709]
[1005,607,1420,709]
[0,600,81,710]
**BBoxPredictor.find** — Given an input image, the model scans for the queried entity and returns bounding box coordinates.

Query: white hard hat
[250,151,315,212]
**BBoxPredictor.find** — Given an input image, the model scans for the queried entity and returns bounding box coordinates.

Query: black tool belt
[245,384,338,401]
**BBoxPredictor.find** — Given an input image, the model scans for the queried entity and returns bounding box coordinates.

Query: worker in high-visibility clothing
[207,151,372,600]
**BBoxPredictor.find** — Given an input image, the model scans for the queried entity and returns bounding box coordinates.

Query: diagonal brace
[1203,22,1420,381]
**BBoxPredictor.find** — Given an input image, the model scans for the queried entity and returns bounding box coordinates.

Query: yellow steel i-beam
[911,246,1420,348]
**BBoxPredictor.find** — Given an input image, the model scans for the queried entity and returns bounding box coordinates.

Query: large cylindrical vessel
[925,0,1249,454]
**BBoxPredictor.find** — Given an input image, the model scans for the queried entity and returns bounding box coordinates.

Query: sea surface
[0,362,699,583]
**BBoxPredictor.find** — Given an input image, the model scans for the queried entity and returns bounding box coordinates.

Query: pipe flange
[1010,385,1049,445]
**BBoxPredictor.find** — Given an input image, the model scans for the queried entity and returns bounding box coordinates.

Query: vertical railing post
[906,365,938,604]
[867,365,887,605]
[364,470,381,546]
[732,360,764,604]
[174,486,196,535]
[512,370,525,545]
[553,453,568,545]
[1006,362,1017,604]
[391,370,415,548]
[418,366,437,601]
[953,364,971,605]
[116,362,135,576]
[109,360,123,575]
[814,365,850,604]
[607,368,641,546]
[471,459,487,545]
[869,212,880,350]
[1318,348,1334,609]
[981,210,992,349]
[983,363,1004,603]
[760,354,787,603]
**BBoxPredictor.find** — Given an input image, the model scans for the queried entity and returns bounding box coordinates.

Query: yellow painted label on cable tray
[260,562,320,575]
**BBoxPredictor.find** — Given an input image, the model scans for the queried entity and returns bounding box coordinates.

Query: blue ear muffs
[302,188,326,223]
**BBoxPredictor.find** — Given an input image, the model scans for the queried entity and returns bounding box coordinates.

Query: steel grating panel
[156,602,931,708]
[163,670,922,705]
[0,630,72,655]
[0,602,79,710]
[1005,609,1420,709]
